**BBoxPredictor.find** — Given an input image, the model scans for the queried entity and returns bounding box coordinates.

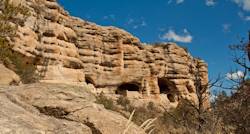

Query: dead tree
[247,31,250,62]
[213,31,250,134]
[162,60,223,133]
[229,32,250,72]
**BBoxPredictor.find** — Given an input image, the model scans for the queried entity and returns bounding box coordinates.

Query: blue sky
[58,0,250,80]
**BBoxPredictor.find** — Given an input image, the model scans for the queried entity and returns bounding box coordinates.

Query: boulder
[0,83,145,134]
[0,64,20,85]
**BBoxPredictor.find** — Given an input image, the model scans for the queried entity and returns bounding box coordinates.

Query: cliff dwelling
[116,82,141,97]
[6,0,208,106]
[158,78,177,103]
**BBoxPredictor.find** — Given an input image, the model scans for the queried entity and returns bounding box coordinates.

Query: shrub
[0,0,38,84]
[116,95,133,111]
[0,38,12,63]
[214,81,250,134]
[96,92,116,111]
[0,37,38,84]
[13,57,39,84]
[155,99,224,134]
[132,102,159,126]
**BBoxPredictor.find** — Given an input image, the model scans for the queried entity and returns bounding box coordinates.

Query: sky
[57,0,250,81]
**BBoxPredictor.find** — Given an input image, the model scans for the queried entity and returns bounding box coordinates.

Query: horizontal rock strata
[5,0,208,106]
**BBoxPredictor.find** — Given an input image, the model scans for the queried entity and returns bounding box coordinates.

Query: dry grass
[123,109,157,134]
[8,0,24,7]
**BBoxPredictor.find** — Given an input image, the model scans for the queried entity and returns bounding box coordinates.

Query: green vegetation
[117,95,133,112]
[0,0,38,84]
[99,46,249,134]
[0,0,248,133]
[131,102,159,126]
[96,92,116,111]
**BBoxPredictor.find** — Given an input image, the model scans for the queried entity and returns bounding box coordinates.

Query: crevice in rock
[34,105,102,133]
[84,121,102,134]
[34,106,70,119]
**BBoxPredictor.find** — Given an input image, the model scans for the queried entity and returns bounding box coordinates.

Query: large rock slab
[0,83,145,134]
[0,64,20,85]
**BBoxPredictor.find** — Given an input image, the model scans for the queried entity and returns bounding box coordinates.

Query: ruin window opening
[116,82,140,95]
[158,78,172,94]
[158,78,178,103]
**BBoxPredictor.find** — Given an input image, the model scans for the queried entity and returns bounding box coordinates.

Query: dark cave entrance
[85,76,95,85]
[116,82,140,96]
[158,78,172,94]
[158,78,177,103]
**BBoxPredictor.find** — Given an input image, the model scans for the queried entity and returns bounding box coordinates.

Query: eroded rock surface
[0,83,145,134]
[6,0,208,106]
[0,64,20,85]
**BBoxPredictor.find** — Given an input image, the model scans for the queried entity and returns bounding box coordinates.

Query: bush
[132,102,159,126]
[116,95,133,112]
[214,81,250,134]
[0,0,38,84]
[0,37,39,84]
[96,92,116,111]
[12,57,39,84]
[154,99,224,134]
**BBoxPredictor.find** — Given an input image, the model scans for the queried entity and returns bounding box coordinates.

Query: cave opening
[116,82,140,95]
[85,76,95,85]
[158,78,172,94]
[158,78,177,103]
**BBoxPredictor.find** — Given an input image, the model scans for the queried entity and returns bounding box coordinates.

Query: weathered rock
[7,0,208,106]
[0,64,20,85]
[0,83,145,134]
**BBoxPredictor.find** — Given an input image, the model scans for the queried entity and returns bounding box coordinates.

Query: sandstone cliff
[4,0,208,107]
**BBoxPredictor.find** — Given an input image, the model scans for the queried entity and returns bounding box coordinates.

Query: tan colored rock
[8,0,209,107]
[0,64,20,85]
[0,83,145,134]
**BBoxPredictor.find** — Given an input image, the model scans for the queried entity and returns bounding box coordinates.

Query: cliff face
[9,0,208,105]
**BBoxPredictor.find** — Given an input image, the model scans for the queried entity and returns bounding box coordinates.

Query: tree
[159,60,224,134]
[229,32,250,73]
[214,32,250,133]
[247,31,250,62]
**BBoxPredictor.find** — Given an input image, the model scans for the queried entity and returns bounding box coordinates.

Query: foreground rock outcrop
[0,83,145,134]
[0,64,20,85]
[3,0,208,107]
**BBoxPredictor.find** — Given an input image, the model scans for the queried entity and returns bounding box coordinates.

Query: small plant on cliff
[123,102,160,127]
[96,92,116,111]
[123,109,157,134]
[0,0,38,84]
[117,95,133,112]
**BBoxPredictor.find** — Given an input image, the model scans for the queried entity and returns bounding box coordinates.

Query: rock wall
[7,0,208,105]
